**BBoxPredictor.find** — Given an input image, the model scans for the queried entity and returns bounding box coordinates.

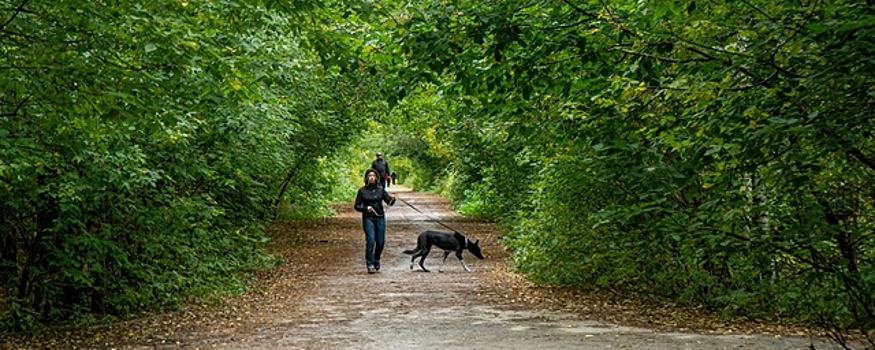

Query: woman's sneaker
[374,262,381,271]
[367,267,376,274]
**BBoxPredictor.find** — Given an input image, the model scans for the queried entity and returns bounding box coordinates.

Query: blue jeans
[363,216,386,268]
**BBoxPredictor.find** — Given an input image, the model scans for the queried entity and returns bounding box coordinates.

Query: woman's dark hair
[363,168,379,185]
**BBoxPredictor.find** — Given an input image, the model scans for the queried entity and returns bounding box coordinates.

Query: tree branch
[618,48,715,64]
[2,28,41,41]
[769,54,804,78]
[2,93,32,118]
[847,147,875,173]
[668,34,754,58]
[273,152,306,209]
[739,0,780,23]
[560,0,598,20]
[724,70,779,91]
[818,126,875,173]
[1,66,50,69]
[0,0,29,32]
[695,226,837,273]
[530,18,594,31]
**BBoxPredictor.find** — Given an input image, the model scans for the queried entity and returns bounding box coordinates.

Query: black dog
[403,230,484,272]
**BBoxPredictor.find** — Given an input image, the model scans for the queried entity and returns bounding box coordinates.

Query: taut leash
[395,196,459,233]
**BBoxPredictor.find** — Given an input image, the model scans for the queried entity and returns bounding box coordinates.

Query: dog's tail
[404,232,428,255]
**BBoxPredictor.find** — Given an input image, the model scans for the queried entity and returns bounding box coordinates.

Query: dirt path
[3,186,851,350]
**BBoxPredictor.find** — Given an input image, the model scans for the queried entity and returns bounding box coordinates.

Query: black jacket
[371,158,390,179]
[354,184,395,218]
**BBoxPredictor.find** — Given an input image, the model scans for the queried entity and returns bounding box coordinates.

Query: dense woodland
[2,0,874,346]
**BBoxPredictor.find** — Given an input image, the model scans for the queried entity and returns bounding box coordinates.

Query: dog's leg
[419,247,431,272]
[439,251,450,273]
[457,251,471,272]
[460,260,471,272]
[409,252,418,270]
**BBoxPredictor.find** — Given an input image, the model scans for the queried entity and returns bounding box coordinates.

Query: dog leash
[395,197,460,233]
[395,194,496,249]
[368,198,396,217]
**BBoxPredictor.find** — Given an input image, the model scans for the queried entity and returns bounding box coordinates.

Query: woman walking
[354,168,396,274]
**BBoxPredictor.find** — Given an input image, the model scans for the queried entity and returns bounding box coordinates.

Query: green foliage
[0,0,379,332]
[377,0,875,340]
[4,0,874,342]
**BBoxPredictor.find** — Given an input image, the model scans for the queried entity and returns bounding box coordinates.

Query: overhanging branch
[0,0,30,32]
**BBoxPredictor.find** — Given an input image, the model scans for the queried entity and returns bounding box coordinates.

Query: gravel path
[2,186,854,350]
[207,186,844,350]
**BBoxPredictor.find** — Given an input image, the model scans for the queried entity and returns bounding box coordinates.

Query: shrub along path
[3,186,851,349]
